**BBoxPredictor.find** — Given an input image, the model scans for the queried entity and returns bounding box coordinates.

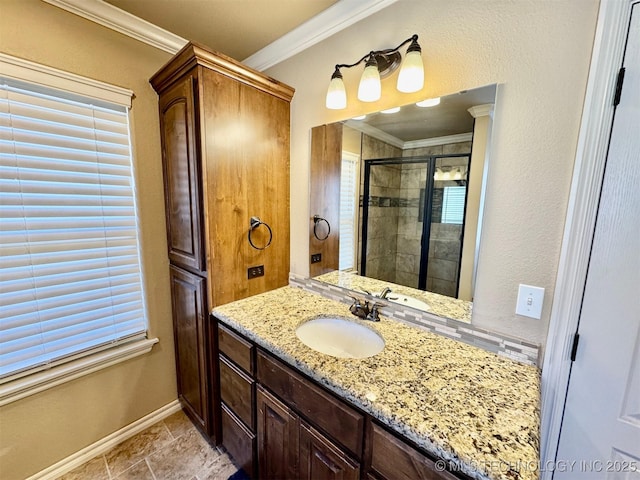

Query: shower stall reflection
[360,154,471,298]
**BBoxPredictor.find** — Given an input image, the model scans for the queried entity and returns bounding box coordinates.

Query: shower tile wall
[358,135,471,299]
[401,142,471,297]
[396,162,425,288]
[358,135,402,280]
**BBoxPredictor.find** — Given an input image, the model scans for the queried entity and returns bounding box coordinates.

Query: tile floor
[58,410,238,480]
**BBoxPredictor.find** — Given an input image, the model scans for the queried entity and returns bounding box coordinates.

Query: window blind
[0,78,147,381]
[339,153,359,271]
[441,186,466,225]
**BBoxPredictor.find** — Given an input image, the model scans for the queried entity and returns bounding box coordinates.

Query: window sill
[0,338,159,406]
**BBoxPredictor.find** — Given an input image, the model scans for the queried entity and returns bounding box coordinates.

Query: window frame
[0,53,157,406]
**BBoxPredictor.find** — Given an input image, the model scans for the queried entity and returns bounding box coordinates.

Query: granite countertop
[212,286,540,480]
[314,270,473,323]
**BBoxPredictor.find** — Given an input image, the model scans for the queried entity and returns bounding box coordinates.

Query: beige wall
[267,0,599,346]
[0,2,174,479]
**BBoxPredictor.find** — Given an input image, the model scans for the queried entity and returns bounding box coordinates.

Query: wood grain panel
[220,355,255,429]
[257,385,299,480]
[218,322,255,374]
[370,422,458,480]
[199,68,290,308]
[309,123,342,277]
[221,403,256,478]
[159,75,204,272]
[299,421,360,480]
[257,350,364,458]
[168,265,209,433]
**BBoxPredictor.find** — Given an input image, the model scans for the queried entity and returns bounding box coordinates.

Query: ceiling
[105,0,338,60]
[349,85,497,143]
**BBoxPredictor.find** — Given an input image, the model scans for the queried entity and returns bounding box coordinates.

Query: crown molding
[345,120,404,149]
[404,133,474,149]
[467,103,494,118]
[41,0,399,71]
[242,0,400,70]
[42,0,188,54]
[344,120,473,151]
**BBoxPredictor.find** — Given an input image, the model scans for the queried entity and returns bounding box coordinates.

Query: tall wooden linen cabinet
[150,43,294,442]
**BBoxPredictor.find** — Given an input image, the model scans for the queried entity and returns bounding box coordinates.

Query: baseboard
[26,399,182,480]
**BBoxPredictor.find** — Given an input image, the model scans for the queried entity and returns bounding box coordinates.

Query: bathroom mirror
[309,84,496,316]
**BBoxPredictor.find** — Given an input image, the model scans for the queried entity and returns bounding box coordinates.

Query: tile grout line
[144,458,158,480]
[103,454,113,480]
[161,419,176,441]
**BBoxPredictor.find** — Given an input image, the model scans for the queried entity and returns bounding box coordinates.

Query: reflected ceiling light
[352,115,367,120]
[454,168,462,180]
[416,97,441,107]
[381,107,401,114]
[442,169,451,181]
[325,34,425,110]
[434,168,442,181]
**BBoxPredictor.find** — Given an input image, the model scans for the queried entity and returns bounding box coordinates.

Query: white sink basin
[295,317,384,359]
[378,293,430,311]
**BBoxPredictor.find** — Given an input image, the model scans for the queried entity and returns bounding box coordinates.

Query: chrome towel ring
[312,215,331,241]
[248,216,273,250]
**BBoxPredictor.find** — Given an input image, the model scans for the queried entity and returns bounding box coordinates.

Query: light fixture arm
[332,35,419,72]
[325,34,423,110]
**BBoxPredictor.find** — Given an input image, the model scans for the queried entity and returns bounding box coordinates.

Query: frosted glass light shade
[357,64,381,102]
[397,50,424,93]
[326,75,347,109]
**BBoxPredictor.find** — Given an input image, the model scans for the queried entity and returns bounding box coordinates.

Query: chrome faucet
[349,296,381,322]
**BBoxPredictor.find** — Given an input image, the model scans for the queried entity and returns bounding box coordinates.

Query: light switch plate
[515,284,545,319]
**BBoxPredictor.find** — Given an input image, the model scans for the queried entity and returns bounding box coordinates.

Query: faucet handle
[366,302,383,322]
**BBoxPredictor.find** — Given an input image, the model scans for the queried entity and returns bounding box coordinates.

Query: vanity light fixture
[325,34,425,110]
[416,97,441,107]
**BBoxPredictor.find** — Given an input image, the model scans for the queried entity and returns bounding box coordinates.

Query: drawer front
[221,403,256,478]
[370,423,459,480]
[220,355,254,429]
[257,350,364,458]
[218,323,254,374]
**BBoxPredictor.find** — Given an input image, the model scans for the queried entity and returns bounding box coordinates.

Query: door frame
[540,0,636,476]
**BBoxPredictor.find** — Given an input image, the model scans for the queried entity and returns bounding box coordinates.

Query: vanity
[212,286,540,480]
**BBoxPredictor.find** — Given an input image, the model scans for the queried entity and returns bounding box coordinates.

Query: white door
[555,3,640,479]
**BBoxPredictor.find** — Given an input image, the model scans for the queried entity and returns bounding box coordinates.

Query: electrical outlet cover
[515,284,545,319]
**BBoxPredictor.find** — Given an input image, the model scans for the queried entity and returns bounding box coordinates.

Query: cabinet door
[169,265,210,434]
[299,422,360,480]
[257,386,298,480]
[159,74,204,273]
[369,423,459,480]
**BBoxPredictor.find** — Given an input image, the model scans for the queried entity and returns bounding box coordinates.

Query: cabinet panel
[159,75,204,272]
[370,422,458,480]
[199,68,290,306]
[169,265,209,433]
[220,355,254,429]
[309,123,342,277]
[221,403,256,478]
[257,351,364,458]
[218,323,254,374]
[257,386,299,480]
[299,422,360,480]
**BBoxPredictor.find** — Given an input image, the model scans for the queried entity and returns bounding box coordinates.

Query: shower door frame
[360,153,472,294]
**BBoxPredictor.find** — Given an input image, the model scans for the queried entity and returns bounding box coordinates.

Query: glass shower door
[419,155,470,297]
